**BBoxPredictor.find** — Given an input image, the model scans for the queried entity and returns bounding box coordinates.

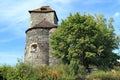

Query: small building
[24,6,59,66]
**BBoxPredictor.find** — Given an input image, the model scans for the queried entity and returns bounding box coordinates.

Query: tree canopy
[50,13,120,69]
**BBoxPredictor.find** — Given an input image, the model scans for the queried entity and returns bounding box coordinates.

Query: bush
[3,61,120,80]
[36,66,52,80]
[0,60,39,80]
[35,64,86,80]
[56,64,86,80]
[0,60,86,80]
[14,61,38,80]
[0,65,12,80]
[89,70,120,80]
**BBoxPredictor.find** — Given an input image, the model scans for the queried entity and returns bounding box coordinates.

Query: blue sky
[0,0,120,65]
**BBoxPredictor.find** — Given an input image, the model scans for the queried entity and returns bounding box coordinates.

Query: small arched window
[31,44,37,53]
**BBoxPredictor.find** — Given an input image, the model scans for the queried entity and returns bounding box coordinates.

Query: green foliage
[0,62,86,80]
[0,60,38,80]
[50,12,120,69]
[36,66,55,80]
[36,64,86,80]
[55,64,86,80]
[0,65,12,80]
[1,61,120,80]
[14,60,38,80]
[89,70,120,80]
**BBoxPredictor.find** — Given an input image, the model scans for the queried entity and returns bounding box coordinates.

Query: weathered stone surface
[30,12,57,27]
[24,6,59,66]
[25,29,49,66]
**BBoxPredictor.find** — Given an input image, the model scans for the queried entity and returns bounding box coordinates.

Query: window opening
[31,44,37,53]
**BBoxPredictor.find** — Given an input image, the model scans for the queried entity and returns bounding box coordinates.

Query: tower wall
[30,12,58,27]
[49,28,59,66]
[24,6,59,66]
[25,29,49,66]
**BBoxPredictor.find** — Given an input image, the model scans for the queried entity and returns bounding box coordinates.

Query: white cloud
[3,0,118,43]
[114,12,120,17]
[0,0,48,43]
[0,0,75,43]
[0,0,75,65]
[0,0,74,24]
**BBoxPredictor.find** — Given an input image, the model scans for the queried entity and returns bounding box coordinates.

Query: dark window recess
[31,44,37,53]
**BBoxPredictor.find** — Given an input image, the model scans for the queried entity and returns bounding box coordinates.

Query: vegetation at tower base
[1,60,120,80]
[0,60,86,80]
[50,12,120,70]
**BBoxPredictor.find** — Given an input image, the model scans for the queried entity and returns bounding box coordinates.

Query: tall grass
[89,69,120,80]
[0,60,86,80]
[1,60,120,80]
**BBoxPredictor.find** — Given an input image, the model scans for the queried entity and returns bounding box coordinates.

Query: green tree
[50,13,120,69]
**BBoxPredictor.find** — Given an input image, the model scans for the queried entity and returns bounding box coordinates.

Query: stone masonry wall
[25,8,59,66]
[30,12,57,27]
[25,29,49,66]
[49,28,59,66]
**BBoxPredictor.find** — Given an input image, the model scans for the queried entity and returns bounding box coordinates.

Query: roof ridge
[34,19,57,28]
[28,6,58,21]
[29,6,54,12]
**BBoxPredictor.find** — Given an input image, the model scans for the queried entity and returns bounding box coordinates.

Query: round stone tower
[24,6,58,66]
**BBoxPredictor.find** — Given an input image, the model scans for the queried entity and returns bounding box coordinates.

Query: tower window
[31,44,37,53]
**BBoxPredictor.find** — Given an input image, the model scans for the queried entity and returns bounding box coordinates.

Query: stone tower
[24,6,58,66]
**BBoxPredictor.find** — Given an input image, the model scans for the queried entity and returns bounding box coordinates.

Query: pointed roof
[29,6,53,13]
[29,6,58,21]
[26,20,58,33]
[34,19,57,28]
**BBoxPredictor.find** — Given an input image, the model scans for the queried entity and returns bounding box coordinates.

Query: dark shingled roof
[29,6,58,21]
[34,20,57,28]
[26,20,58,33]
[29,6,53,12]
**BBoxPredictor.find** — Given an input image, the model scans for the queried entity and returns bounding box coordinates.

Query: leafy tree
[50,13,120,69]
[94,14,120,69]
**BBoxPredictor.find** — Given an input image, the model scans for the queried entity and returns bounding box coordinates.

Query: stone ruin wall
[49,28,59,66]
[30,12,57,27]
[25,29,49,66]
[25,7,59,66]
[25,28,59,66]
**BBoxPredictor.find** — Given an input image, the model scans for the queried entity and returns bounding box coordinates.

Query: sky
[0,0,120,65]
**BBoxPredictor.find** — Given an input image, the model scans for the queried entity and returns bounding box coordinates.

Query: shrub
[52,64,86,80]
[89,70,120,80]
[14,61,38,80]
[36,66,51,80]
[0,60,86,80]
[35,64,86,80]
[0,65,12,80]
[0,60,39,80]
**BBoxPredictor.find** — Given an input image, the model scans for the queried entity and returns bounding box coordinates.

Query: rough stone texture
[24,6,59,66]
[25,29,49,66]
[49,28,59,66]
[30,12,58,27]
